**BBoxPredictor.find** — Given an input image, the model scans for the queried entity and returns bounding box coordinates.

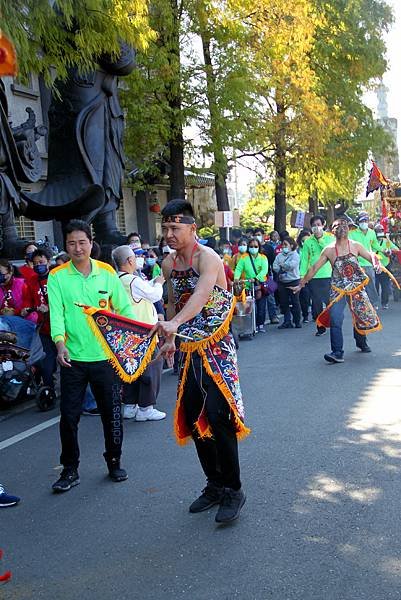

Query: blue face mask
[248,247,258,255]
[146,258,156,267]
[282,247,290,254]
[34,264,48,276]
[25,252,35,262]
[238,245,247,254]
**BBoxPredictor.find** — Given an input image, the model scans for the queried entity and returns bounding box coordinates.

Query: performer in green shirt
[349,211,381,308]
[48,220,135,493]
[299,215,333,336]
[374,224,398,309]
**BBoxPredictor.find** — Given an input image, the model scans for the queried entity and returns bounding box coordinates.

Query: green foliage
[0,0,153,85]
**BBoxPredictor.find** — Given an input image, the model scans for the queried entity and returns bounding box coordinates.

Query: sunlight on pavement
[347,369,401,449]
[297,474,381,505]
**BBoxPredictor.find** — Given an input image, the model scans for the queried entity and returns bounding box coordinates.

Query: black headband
[162,215,196,224]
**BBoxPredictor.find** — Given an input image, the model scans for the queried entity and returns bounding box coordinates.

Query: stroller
[0,317,56,411]
[232,279,257,339]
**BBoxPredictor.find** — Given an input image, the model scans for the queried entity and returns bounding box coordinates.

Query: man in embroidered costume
[292,218,382,364]
[153,200,249,524]
[47,220,135,492]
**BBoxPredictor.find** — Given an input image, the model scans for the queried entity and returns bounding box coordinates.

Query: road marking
[0,416,60,451]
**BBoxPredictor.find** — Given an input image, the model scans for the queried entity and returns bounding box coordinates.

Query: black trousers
[375,271,391,305]
[59,360,123,468]
[182,354,241,490]
[308,278,331,331]
[39,333,57,389]
[278,280,301,326]
[299,284,311,320]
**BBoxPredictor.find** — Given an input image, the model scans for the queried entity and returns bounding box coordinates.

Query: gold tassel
[179,297,236,354]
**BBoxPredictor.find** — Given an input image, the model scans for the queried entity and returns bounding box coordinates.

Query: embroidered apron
[171,251,250,445]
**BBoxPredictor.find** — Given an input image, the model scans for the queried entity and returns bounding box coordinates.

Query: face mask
[312,226,323,236]
[282,247,290,254]
[359,222,369,231]
[238,245,247,254]
[146,258,156,267]
[130,242,141,250]
[256,235,263,243]
[25,252,34,262]
[223,248,232,256]
[248,247,258,255]
[162,246,172,254]
[136,257,144,270]
[34,264,48,276]
[377,232,385,238]
[0,273,6,284]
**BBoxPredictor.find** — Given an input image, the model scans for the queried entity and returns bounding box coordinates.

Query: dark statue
[24,43,136,245]
[0,80,46,257]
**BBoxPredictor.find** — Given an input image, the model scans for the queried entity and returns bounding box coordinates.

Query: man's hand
[157,338,176,367]
[289,281,304,294]
[150,319,178,338]
[56,341,71,368]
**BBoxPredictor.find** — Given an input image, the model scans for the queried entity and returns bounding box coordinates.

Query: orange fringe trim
[173,296,251,445]
[316,277,382,336]
[84,309,158,383]
[179,297,236,354]
[382,266,401,290]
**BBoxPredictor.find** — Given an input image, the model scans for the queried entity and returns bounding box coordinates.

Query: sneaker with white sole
[0,484,20,507]
[123,404,138,419]
[135,407,166,421]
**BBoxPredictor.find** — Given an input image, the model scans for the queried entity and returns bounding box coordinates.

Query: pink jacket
[0,277,37,323]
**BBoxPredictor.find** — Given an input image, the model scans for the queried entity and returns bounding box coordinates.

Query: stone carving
[0,80,45,257]
[24,43,136,245]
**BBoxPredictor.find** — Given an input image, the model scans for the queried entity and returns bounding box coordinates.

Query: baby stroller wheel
[35,386,56,412]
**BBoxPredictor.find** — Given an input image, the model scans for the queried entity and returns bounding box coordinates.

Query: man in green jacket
[48,220,136,493]
[374,223,398,309]
[299,215,333,336]
[349,211,381,307]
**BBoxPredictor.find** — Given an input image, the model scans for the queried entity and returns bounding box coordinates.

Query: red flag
[366,161,388,197]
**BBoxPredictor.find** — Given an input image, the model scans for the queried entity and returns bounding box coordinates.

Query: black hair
[238,238,248,246]
[161,199,194,218]
[247,237,262,252]
[64,219,92,242]
[283,236,297,251]
[231,229,242,240]
[23,241,37,254]
[32,248,52,261]
[127,231,140,241]
[206,237,216,250]
[310,214,325,227]
[296,229,311,247]
[279,230,289,242]
[253,227,265,235]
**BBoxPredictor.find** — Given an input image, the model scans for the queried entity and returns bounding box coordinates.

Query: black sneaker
[52,468,80,493]
[278,322,293,329]
[303,318,309,324]
[82,408,100,416]
[215,488,246,523]
[189,483,225,513]
[107,458,128,482]
[315,328,326,336]
[357,344,372,353]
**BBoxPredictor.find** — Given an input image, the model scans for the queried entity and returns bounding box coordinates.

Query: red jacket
[19,264,37,284]
[23,275,50,334]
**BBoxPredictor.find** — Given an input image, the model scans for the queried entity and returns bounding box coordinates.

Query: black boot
[189,483,225,513]
[107,458,128,482]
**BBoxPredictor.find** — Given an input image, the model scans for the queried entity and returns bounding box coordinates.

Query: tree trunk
[201,32,230,211]
[273,97,287,232]
[326,204,335,227]
[274,154,287,232]
[166,0,185,200]
[308,188,318,215]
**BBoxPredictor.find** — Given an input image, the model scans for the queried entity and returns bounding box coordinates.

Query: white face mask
[256,235,263,243]
[359,222,369,231]
[312,225,323,236]
[163,245,172,254]
[136,257,144,270]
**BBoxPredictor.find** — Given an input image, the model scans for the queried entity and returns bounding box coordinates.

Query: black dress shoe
[189,483,225,513]
[107,458,128,482]
[215,488,246,523]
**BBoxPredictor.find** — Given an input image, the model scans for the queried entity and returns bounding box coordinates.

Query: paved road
[2,305,401,599]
